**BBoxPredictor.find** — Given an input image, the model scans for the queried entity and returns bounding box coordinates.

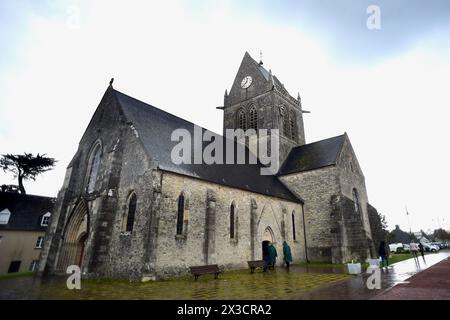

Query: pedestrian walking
[378,241,389,269]
[418,242,426,263]
[410,241,419,262]
[283,241,293,270]
[268,243,278,269]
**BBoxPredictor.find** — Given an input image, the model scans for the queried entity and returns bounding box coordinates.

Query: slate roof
[113,89,302,203]
[0,192,55,231]
[278,134,346,176]
[249,55,291,96]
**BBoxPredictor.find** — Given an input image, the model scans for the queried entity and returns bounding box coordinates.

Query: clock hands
[241,76,252,89]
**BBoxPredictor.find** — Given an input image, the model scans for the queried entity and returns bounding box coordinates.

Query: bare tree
[1,153,56,194]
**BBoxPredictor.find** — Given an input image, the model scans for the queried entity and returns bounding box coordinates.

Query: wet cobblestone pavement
[0,266,350,300]
[1,251,448,300]
[374,256,450,299]
[292,250,450,300]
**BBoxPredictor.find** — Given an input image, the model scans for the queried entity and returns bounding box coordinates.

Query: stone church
[39,52,382,280]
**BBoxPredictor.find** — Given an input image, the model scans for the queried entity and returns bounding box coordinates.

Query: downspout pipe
[301,203,309,263]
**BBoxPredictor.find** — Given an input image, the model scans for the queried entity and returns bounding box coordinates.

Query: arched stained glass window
[230,203,235,239]
[352,188,360,213]
[280,106,290,138]
[292,212,297,241]
[87,144,101,193]
[126,193,137,232]
[289,112,297,141]
[249,106,258,130]
[176,194,185,235]
[238,109,247,130]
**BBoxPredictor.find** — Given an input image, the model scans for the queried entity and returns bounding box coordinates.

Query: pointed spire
[224,89,228,107]
[269,69,275,88]
[109,77,114,88]
[259,50,263,65]
[297,92,302,107]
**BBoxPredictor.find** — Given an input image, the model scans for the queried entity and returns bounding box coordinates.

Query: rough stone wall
[226,54,273,107]
[154,171,306,279]
[336,138,372,241]
[223,90,304,168]
[279,166,339,262]
[39,88,158,280]
[100,127,158,280]
[330,195,371,263]
[279,135,377,263]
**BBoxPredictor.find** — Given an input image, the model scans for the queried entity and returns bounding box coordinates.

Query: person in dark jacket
[263,243,271,272]
[283,241,293,270]
[268,243,278,269]
[418,242,426,263]
[378,241,389,269]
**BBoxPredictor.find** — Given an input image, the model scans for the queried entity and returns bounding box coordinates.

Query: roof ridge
[296,133,346,149]
[112,88,301,203]
[278,134,347,176]
[113,88,222,137]
[0,192,55,200]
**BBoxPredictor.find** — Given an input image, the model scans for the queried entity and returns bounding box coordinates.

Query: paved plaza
[0,251,448,300]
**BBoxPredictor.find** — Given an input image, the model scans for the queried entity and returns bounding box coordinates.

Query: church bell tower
[221,52,306,168]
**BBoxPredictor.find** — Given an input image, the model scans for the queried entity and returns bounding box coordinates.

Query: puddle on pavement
[1,265,350,300]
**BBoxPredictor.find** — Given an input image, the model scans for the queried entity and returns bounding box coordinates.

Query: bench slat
[189,265,221,280]
[247,260,265,273]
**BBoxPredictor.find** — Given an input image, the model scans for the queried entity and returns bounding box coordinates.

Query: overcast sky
[1,0,449,233]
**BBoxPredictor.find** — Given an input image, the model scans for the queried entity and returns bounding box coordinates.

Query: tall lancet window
[292,211,297,241]
[238,109,247,130]
[176,194,185,235]
[125,193,137,232]
[230,203,235,239]
[280,106,290,138]
[289,112,297,141]
[352,188,360,213]
[249,106,258,131]
[87,144,101,193]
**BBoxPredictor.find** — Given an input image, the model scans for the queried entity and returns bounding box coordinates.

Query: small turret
[269,69,275,89]
[224,89,228,107]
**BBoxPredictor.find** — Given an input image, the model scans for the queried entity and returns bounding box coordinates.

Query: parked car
[402,244,411,251]
[389,243,403,253]
[431,242,446,249]
[421,242,439,252]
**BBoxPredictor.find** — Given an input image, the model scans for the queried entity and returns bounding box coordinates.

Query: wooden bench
[247,260,265,273]
[189,264,222,280]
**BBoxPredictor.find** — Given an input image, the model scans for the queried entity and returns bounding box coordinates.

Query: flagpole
[406,206,412,241]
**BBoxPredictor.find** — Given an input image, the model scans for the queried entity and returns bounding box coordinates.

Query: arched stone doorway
[57,201,89,272]
[262,226,275,260]
[75,233,88,267]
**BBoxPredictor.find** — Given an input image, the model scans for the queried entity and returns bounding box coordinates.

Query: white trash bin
[347,262,361,275]
[368,258,380,267]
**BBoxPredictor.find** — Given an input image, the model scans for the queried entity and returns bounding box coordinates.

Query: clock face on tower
[240,76,253,89]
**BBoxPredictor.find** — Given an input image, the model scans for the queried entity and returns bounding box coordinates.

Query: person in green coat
[268,243,278,269]
[283,241,293,270]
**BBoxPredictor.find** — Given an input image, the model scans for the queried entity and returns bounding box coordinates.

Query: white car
[389,243,403,253]
[421,242,439,252]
